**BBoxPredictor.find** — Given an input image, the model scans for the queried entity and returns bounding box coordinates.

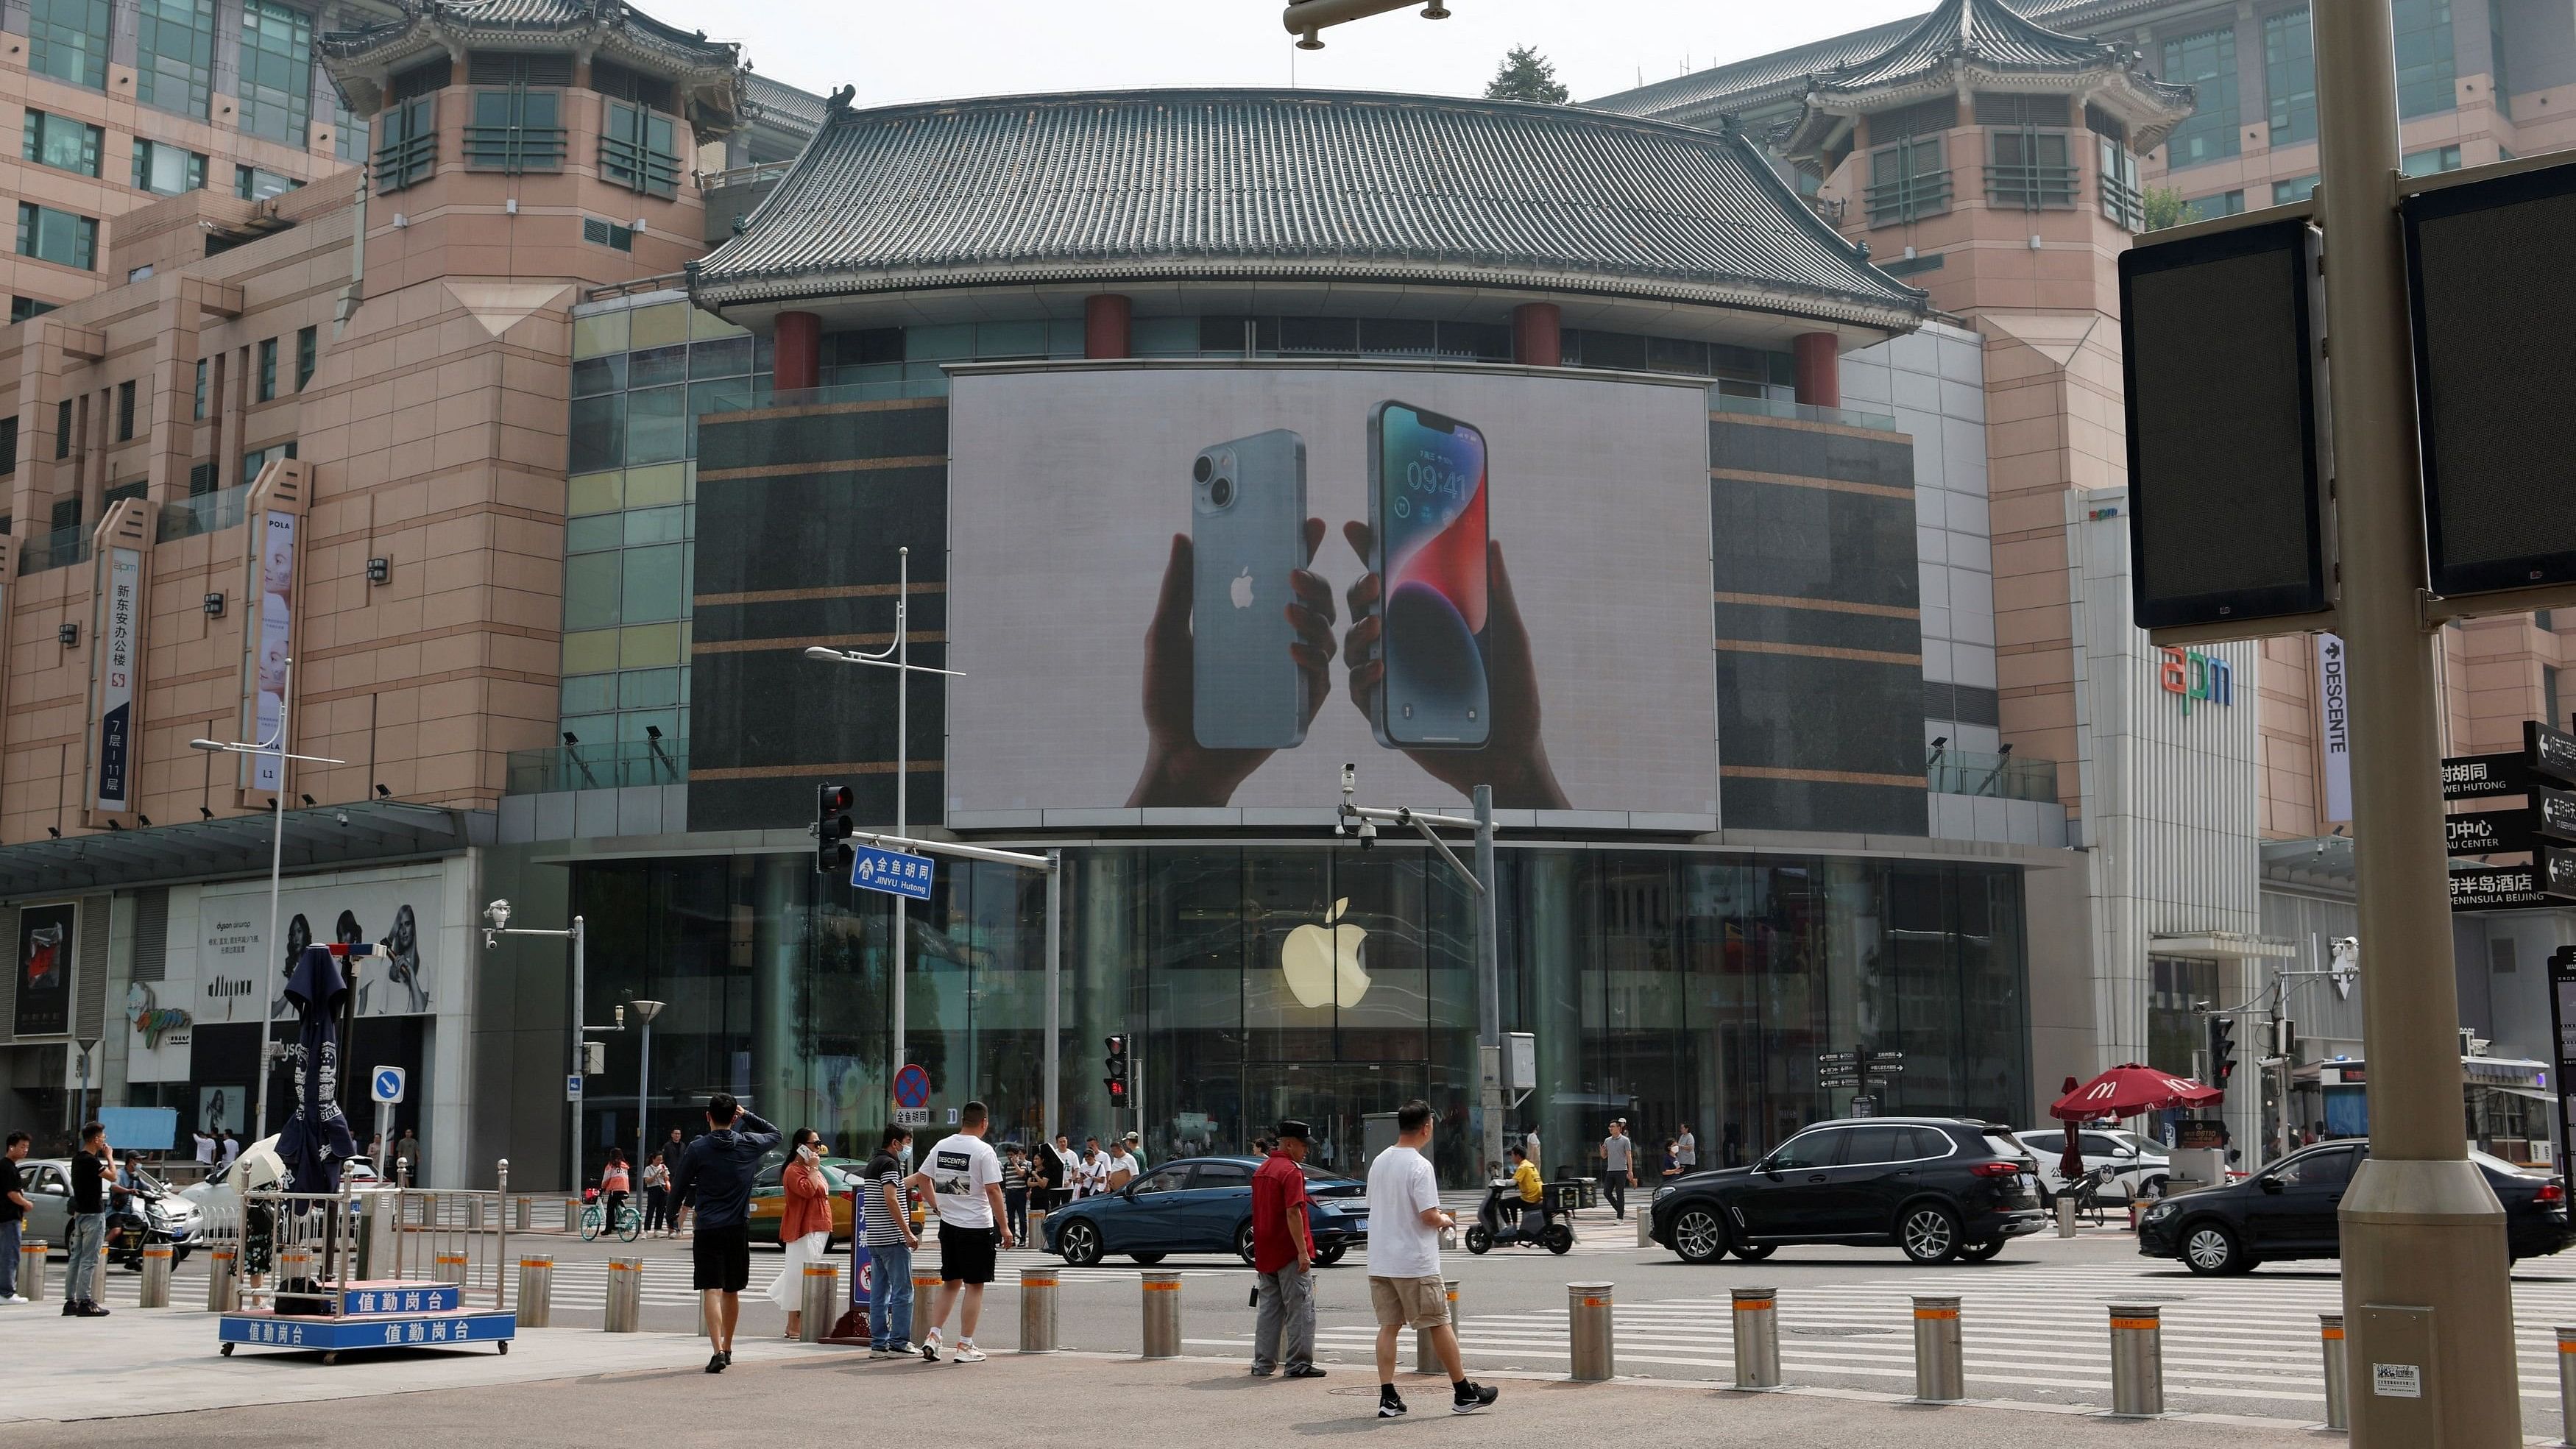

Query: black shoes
[62,1300,107,1318]
[1287,1365,1327,1378]
[706,1350,726,1373]
[1377,1389,1406,1418]
[1451,1381,1498,1414]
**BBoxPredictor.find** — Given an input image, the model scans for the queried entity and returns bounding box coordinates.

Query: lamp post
[73,1035,97,1134]
[630,999,665,1173]
[483,901,605,1191]
[189,656,344,1144]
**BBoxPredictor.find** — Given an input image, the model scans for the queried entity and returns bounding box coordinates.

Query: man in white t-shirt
[1103,1140,1139,1191]
[1074,1138,1108,1198]
[904,1100,1014,1363]
[1365,1101,1498,1420]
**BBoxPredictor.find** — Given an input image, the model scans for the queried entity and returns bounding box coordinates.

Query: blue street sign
[371,1066,406,1105]
[893,1063,932,1110]
[852,844,934,900]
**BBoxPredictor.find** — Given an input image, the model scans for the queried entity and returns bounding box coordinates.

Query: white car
[2014,1127,2172,1204]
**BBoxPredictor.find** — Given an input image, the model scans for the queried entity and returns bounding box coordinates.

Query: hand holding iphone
[1367,400,1490,748]
[1192,429,1309,750]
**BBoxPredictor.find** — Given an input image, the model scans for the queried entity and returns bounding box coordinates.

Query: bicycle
[581,1197,642,1243]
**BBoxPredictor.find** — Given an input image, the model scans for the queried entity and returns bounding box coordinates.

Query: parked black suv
[1648,1118,2047,1265]
[2137,1141,2572,1274]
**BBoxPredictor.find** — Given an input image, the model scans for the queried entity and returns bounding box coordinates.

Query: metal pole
[894,545,908,1075]
[2323,1313,2349,1434]
[1416,1278,1458,1373]
[255,656,291,1145]
[2556,1324,2576,1447]
[1731,1286,1780,1389]
[1019,1266,1058,1353]
[1473,784,1503,1183]
[2107,1304,2165,1417]
[1139,1269,1181,1358]
[1913,1295,1964,1403]
[568,917,585,1194]
[604,1255,641,1333]
[799,1261,836,1343]
[2311,3,2517,1440]
[1568,1281,1613,1382]
[1044,850,1061,1145]
[518,1255,553,1328]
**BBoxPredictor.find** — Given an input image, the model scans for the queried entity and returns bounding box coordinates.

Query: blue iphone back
[1192,429,1308,751]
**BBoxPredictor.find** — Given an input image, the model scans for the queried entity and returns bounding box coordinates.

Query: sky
[681,0,1932,111]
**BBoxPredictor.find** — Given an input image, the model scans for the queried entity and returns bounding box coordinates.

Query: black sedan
[1040,1156,1368,1267]
[2137,1142,2572,1274]
[1649,1118,2048,1265]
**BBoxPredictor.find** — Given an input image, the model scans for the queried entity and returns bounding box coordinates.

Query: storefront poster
[247,510,295,793]
[13,902,74,1036]
[197,1084,249,1138]
[93,546,141,812]
[198,871,436,1022]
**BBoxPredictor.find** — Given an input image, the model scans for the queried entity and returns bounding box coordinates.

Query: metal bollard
[278,1246,314,1289]
[468,1198,484,1231]
[799,1262,838,1344]
[2057,1197,2078,1238]
[2321,1313,2348,1433]
[2107,1304,2165,1417]
[436,1250,467,1286]
[1019,1268,1058,1353]
[1732,1286,1781,1389]
[565,1199,581,1231]
[1568,1281,1616,1382]
[1140,1269,1181,1358]
[517,1197,531,1232]
[204,1246,234,1311]
[1636,1211,1653,1248]
[138,1244,173,1308]
[518,1255,554,1328]
[604,1256,643,1333]
[1415,1279,1459,1374]
[18,1239,45,1303]
[2555,1323,2576,1447]
[1913,1295,1964,1403]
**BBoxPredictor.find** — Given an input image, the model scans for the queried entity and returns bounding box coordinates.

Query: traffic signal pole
[2313,1,2517,1439]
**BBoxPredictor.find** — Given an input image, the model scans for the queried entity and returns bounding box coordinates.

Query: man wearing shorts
[906,1099,1014,1363]
[1366,1100,1498,1418]
[668,1092,780,1374]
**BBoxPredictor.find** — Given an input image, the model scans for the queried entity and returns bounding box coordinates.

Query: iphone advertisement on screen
[946,364,1719,821]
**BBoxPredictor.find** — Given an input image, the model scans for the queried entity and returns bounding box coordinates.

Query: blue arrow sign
[893,1063,931,1110]
[370,1066,406,1105]
[852,844,934,901]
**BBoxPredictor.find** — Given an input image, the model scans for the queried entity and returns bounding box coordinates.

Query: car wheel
[1671,1207,1729,1264]
[1130,1253,1165,1265]
[1314,1242,1347,1266]
[2180,1222,2241,1275]
[1900,1204,1961,1264]
[1236,1222,1259,1266]
[1543,1222,1574,1255]
[1732,1243,1776,1261]
[1058,1219,1104,1268]
[1958,1239,2005,1264]
[1464,1225,1493,1255]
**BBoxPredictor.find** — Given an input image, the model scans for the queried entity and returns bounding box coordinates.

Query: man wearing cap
[1250,1119,1323,1379]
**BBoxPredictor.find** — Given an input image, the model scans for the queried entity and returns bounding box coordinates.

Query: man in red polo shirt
[1250,1119,1322,1378]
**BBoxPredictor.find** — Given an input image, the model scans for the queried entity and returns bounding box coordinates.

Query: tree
[2140,185,2193,231]
[1485,46,1570,104]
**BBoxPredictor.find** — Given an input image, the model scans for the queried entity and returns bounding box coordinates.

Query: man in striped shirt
[863,1125,919,1358]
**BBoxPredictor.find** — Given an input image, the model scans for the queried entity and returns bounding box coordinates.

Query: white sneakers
[952,1340,987,1364]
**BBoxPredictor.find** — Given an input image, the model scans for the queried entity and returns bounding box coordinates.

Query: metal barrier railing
[231,1161,512,1315]
[388,1169,513,1311]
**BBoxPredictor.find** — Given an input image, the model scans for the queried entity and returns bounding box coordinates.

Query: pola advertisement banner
[197,870,438,1023]
[947,364,1719,821]
[247,510,297,793]
[14,902,74,1036]
[94,546,141,812]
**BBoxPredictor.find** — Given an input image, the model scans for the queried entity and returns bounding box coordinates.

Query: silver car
[15,1160,198,1261]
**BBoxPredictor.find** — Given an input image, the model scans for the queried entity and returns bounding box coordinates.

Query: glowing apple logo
[1281,898,1371,1009]
[1230,567,1256,609]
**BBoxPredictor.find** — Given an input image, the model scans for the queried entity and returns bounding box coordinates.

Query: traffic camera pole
[2313,2,2517,1441]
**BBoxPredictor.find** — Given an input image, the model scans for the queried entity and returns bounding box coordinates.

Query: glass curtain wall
[573,847,2026,1186]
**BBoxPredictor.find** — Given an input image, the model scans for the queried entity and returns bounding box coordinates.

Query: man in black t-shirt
[65,1122,111,1317]
[0,1132,28,1303]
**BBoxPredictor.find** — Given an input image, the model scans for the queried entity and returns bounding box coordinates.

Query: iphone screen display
[1372,401,1489,747]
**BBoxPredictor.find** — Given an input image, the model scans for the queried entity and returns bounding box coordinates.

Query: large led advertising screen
[947,364,1719,821]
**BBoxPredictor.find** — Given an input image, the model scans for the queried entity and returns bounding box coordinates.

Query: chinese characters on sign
[93,547,140,812]
[850,845,935,901]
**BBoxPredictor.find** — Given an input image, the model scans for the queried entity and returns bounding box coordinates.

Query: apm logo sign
[2158,646,2234,715]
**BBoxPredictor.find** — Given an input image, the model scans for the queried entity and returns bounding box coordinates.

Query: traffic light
[2209,1016,2239,1093]
[1104,1033,1130,1105]
[815,783,854,875]
[2274,1016,2297,1061]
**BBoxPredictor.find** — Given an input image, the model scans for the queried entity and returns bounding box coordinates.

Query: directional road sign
[565,1074,584,1102]
[852,845,933,901]
[892,1062,932,1110]
[370,1066,406,1105]
[1816,1051,1858,1066]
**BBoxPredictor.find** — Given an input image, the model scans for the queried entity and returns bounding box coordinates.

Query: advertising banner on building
[13,902,74,1036]
[93,546,141,812]
[2315,631,2352,823]
[946,365,1719,820]
[197,869,438,1022]
[247,510,297,793]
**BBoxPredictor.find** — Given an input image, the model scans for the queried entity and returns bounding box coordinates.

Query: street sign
[2442,723,2576,801]
[1815,1051,1858,1066]
[2445,788,2576,854]
[370,1066,406,1105]
[893,1062,932,1110]
[851,844,934,901]
[1870,1061,1906,1077]
[2449,852,2576,911]
[894,1107,929,1127]
[1816,1074,1861,1089]
[565,1074,584,1102]
[1867,1050,1905,1063]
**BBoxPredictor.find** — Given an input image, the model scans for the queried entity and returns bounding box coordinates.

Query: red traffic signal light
[815,783,857,874]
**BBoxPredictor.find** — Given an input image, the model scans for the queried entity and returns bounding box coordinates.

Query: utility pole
[2313,1,2517,1439]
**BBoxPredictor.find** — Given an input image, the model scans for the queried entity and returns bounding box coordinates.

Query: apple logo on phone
[1281,898,1371,1009]
[1230,567,1256,609]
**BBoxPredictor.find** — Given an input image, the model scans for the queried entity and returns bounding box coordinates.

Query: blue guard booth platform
[219,1280,515,1365]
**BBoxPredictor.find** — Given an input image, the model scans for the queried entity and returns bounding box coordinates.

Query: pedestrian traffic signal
[1105,1032,1130,1103]
[2209,1016,2239,1093]
[815,783,854,875]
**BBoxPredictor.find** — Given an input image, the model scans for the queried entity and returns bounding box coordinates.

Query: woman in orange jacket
[768,1128,835,1339]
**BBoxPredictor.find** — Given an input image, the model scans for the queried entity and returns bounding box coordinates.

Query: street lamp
[74,1035,98,1133]
[630,998,665,1175]
[189,655,344,1144]
[1281,0,1450,49]
[484,899,610,1191]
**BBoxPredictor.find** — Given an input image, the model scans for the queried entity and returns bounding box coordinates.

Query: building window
[2402,144,2463,176]
[1866,135,1950,226]
[296,325,317,391]
[334,96,369,163]
[2098,133,2142,230]
[256,339,278,403]
[28,0,110,90]
[235,165,300,202]
[236,0,313,145]
[116,380,135,442]
[600,99,680,198]
[581,216,636,252]
[2491,0,2512,118]
[1986,126,2074,209]
[0,416,16,475]
[2395,0,2457,118]
[193,358,208,419]
[54,399,73,458]
[2265,8,2318,146]
[2548,665,2565,730]
[2160,26,2240,166]
[21,111,102,177]
[15,204,97,272]
[373,95,438,193]
[132,139,209,196]
[241,440,296,483]
[2274,174,2321,205]
[467,86,567,172]
[136,0,218,119]
[12,297,58,323]
[2184,190,2246,222]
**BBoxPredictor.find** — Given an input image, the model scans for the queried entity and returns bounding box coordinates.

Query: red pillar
[1792,331,1841,409]
[774,311,821,392]
[1512,302,1562,366]
[1084,294,1133,359]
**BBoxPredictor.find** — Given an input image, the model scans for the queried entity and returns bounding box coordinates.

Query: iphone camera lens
[1210,476,1235,509]
[1192,456,1214,484]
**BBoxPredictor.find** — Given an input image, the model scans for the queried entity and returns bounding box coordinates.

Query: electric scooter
[1463,1182,1573,1255]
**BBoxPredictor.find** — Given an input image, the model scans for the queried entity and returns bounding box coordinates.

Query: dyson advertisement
[947,365,1719,820]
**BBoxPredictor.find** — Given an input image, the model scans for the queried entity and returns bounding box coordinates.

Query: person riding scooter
[1466,1144,1569,1253]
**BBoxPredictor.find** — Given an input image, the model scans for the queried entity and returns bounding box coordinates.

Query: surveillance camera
[484,899,511,931]
[336,811,350,826]
[1357,818,1378,851]
[1341,762,1356,793]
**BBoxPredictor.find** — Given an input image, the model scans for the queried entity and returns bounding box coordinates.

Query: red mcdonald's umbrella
[2051,1063,2223,1122]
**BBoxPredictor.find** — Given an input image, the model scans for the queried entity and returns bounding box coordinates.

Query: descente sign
[2159,646,2235,715]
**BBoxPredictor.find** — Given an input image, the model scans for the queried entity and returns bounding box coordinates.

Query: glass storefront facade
[571,843,2028,1186]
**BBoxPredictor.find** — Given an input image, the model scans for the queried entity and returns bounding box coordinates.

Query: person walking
[907,1100,1012,1363]
[393,1128,420,1184]
[641,1152,672,1234]
[668,1093,780,1374]
[766,1129,834,1339]
[1599,1119,1633,1220]
[863,1125,917,1357]
[1250,1119,1323,1380]
[1122,1130,1148,1172]
[1000,1146,1030,1244]
[216,1131,241,1174]
[1675,1123,1697,1172]
[1659,1138,1683,1182]
[64,1121,111,1318]
[1036,1133,1072,1211]
[192,1127,217,1171]
[665,1127,691,1235]
[0,1133,27,1304]
[1074,1138,1108,1200]
[1368,1101,1494,1418]
[1103,1135,1139,1192]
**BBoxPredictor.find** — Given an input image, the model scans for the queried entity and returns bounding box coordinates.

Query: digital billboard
[947,364,1719,821]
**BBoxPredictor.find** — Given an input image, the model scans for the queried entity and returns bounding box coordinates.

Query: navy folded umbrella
[276,944,358,1195]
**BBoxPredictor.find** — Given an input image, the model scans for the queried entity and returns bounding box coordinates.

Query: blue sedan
[1040,1156,1369,1266]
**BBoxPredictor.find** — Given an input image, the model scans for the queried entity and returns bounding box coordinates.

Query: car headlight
[1654,1184,1676,1202]
[2142,1201,2178,1222]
